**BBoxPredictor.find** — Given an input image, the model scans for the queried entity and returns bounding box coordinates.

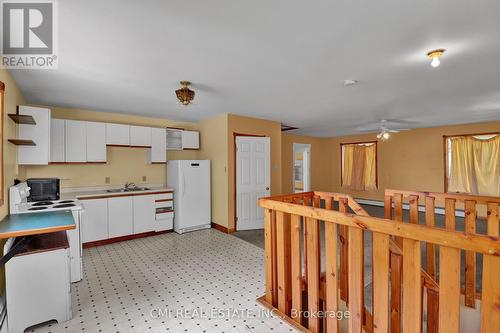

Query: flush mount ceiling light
[427,49,446,67]
[343,79,358,87]
[175,81,195,106]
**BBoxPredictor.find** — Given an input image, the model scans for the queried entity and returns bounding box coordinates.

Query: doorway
[292,143,311,193]
[235,136,271,230]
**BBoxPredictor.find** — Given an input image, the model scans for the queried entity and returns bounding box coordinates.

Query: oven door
[27,178,60,202]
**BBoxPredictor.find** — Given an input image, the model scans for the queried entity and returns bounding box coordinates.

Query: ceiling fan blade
[388,128,410,132]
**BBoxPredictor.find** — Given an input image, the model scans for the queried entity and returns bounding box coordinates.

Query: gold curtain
[342,143,377,191]
[448,135,500,196]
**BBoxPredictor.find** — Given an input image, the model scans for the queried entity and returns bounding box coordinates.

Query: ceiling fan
[356,119,411,140]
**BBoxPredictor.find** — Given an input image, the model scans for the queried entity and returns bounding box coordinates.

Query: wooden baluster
[426,289,439,333]
[264,209,277,306]
[339,198,349,303]
[438,198,461,333]
[306,217,321,333]
[348,226,363,333]
[424,196,439,333]
[391,193,403,333]
[390,252,402,333]
[384,194,393,219]
[290,214,302,325]
[372,232,389,333]
[325,218,339,333]
[402,238,422,333]
[425,196,436,279]
[408,195,419,224]
[276,211,291,315]
[480,202,500,333]
[313,195,320,208]
[464,200,477,308]
[303,196,310,288]
[393,193,403,222]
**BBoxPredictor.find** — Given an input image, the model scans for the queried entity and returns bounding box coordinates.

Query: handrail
[259,198,499,254]
[258,190,500,333]
[385,188,500,205]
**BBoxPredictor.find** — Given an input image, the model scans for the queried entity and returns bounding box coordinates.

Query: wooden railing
[258,191,500,333]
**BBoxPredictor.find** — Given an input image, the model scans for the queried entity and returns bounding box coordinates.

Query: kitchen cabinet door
[86,122,107,162]
[133,195,156,234]
[106,123,130,145]
[65,120,87,162]
[18,106,51,165]
[130,126,152,147]
[181,130,199,149]
[108,196,133,238]
[81,199,108,243]
[148,127,166,163]
[50,118,65,162]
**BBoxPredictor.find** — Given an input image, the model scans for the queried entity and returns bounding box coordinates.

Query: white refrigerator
[167,160,211,234]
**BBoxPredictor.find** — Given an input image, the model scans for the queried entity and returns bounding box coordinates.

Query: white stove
[9,182,84,283]
[10,182,83,214]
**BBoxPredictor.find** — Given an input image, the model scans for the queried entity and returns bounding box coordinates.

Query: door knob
[266,187,270,190]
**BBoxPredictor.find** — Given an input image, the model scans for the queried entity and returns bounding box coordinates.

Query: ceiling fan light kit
[175,81,195,106]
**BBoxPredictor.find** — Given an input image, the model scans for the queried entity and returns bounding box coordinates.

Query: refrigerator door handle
[181,173,186,198]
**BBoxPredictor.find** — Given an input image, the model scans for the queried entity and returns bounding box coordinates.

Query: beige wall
[197,114,229,227]
[21,107,198,188]
[283,121,500,206]
[0,69,26,291]
[281,133,333,194]
[329,121,500,202]
[227,114,282,230]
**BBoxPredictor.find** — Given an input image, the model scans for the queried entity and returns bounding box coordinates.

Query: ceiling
[9,0,500,137]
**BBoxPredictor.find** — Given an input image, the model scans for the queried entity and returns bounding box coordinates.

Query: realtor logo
[1,0,57,68]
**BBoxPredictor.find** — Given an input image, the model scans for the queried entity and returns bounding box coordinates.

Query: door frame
[233,132,266,231]
[292,143,311,192]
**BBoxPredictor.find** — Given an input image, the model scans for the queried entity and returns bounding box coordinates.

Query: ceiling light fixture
[343,79,358,87]
[427,49,446,68]
[175,81,195,106]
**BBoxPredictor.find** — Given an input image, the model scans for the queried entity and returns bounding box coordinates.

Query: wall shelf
[8,139,36,146]
[8,114,36,125]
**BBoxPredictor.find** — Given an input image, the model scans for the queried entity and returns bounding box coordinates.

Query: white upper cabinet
[50,118,65,163]
[106,123,130,145]
[65,120,87,162]
[130,126,152,147]
[181,130,200,149]
[166,129,182,150]
[18,106,51,165]
[149,127,166,163]
[86,122,106,162]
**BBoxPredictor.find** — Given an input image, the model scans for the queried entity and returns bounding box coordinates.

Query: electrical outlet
[142,176,147,182]
[105,177,110,184]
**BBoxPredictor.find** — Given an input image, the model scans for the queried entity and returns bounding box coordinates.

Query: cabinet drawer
[155,193,173,201]
[156,211,174,220]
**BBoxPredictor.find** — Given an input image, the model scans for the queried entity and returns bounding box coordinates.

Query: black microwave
[27,178,60,202]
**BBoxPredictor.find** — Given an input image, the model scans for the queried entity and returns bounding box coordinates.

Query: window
[445,133,499,196]
[341,141,377,191]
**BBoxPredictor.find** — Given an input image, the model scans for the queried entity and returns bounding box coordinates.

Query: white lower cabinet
[108,196,133,238]
[81,199,108,243]
[133,195,156,234]
[80,193,173,244]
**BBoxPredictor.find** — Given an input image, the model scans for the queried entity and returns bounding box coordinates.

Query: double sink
[106,187,150,193]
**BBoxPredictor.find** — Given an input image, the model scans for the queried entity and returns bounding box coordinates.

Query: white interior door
[236,136,271,230]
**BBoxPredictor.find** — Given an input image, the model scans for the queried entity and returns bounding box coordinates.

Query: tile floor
[28,230,297,333]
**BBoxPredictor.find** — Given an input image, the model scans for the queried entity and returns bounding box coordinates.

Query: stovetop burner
[29,206,48,211]
[58,200,74,204]
[32,201,54,206]
[53,203,76,208]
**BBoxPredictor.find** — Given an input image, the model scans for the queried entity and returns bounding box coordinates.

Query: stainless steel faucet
[124,182,136,190]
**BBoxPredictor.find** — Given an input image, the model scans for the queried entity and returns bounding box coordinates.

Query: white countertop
[61,185,174,200]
